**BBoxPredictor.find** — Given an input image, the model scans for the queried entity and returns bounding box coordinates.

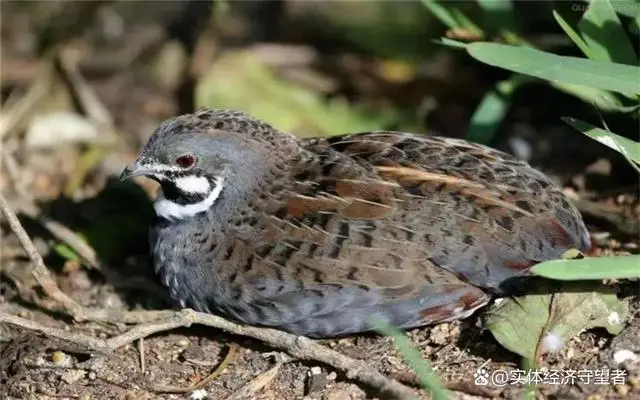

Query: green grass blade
[532,256,640,280]
[450,7,483,35]
[578,0,637,65]
[553,10,593,59]
[562,117,640,163]
[466,42,640,95]
[478,0,517,34]
[432,38,468,49]
[421,0,460,29]
[373,318,450,400]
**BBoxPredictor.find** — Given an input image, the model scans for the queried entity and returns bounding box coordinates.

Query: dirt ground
[1,2,639,400]
[0,275,639,400]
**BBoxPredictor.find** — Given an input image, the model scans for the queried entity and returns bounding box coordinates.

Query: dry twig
[0,193,86,319]
[0,310,418,399]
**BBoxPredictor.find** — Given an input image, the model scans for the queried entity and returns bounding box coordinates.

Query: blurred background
[2,0,639,183]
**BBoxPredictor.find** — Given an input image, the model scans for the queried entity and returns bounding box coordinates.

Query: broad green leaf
[487,282,629,360]
[466,42,640,95]
[553,10,593,59]
[373,318,450,400]
[578,0,637,65]
[532,255,640,280]
[563,117,640,163]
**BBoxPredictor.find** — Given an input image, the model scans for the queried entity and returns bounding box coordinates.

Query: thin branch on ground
[0,193,86,320]
[0,309,418,399]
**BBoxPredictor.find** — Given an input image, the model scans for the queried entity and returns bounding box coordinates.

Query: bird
[120,109,591,338]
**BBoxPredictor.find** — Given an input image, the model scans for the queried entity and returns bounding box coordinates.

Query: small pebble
[613,349,638,364]
[429,323,450,346]
[97,289,125,309]
[51,351,67,365]
[306,366,328,395]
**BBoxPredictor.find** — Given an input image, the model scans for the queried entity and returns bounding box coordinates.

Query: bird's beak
[120,161,155,181]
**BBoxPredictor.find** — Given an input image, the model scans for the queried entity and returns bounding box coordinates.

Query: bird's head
[121,109,295,220]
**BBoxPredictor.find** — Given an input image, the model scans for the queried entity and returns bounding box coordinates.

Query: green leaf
[421,0,460,29]
[563,117,640,163]
[432,38,468,49]
[487,281,629,360]
[532,255,640,280]
[450,7,483,35]
[553,10,593,59]
[578,0,637,65]
[466,42,640,96]
[467,76,524,144]
[373,318,451,400]
[421,0,482,35]
[609,0,640,18]
[54,242,82,262]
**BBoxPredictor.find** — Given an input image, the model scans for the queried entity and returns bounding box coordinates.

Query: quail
[121,109,591,338]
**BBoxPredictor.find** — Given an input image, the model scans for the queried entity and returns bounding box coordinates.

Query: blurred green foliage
[425,0,639,144]
[196,51,397,136]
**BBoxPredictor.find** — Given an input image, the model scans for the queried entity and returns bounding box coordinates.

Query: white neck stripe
[154,177,224,220]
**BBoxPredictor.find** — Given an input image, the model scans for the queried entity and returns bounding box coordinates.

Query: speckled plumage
[124,109,590,338]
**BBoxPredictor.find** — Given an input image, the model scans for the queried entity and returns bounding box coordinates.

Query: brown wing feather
[219,131,588,335]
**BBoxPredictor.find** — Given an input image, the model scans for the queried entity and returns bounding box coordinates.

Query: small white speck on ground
[613,349,638,365]
[189,389,208,400]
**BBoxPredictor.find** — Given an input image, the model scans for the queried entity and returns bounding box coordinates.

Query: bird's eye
[175,154,196,169]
